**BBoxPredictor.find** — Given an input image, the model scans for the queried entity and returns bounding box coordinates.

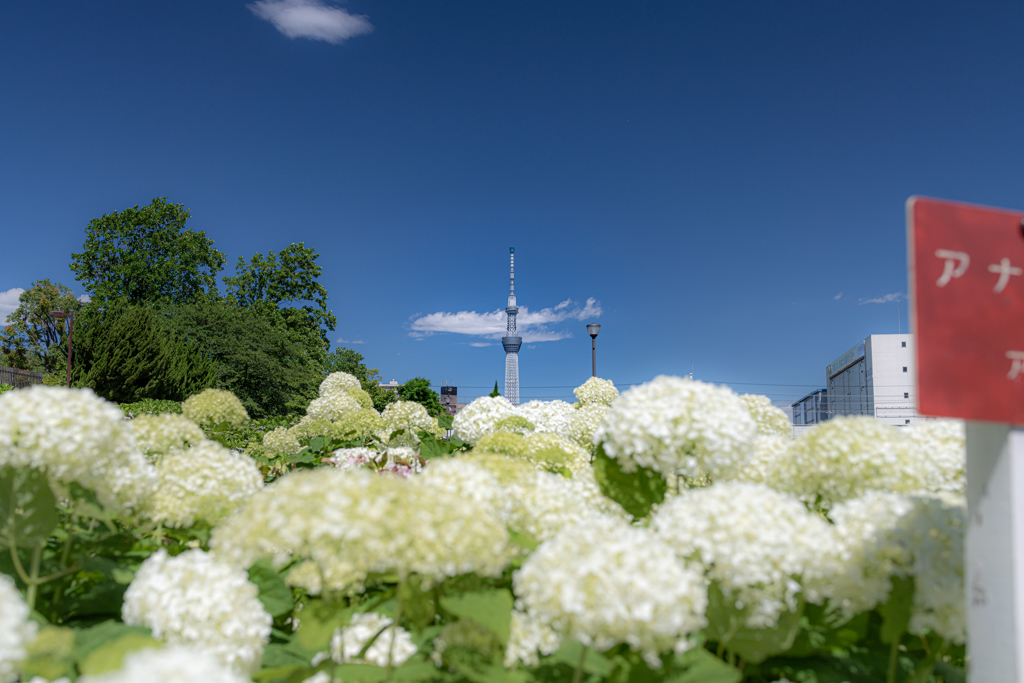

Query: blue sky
[2,1,1022,405]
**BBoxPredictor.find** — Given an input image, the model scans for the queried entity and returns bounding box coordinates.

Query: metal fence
[0,366,44,388]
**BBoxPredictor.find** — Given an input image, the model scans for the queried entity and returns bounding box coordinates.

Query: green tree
[71,306,217,403]
[159,300,321,417]
[489,381,500,398]
[0,280,84,373]
[324,346,396,412]
[70,198,226,306]
[398,377,444,418]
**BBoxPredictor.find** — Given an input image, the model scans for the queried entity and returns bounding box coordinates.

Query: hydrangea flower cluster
[652,482,835,628]
[262,426,302,455]
[305,392,361,422]
[334,408,386,441]
[474,432,590,472]
[505,467,627,542]
[513,514,708,667]
[777,416,926,507]
[492,415,536,435]
[0,386,156,513]
[516,400,576,440]
[594,376,757,479]
[182,388,249,427]
[573,377,619,406]
[319,372,362,396]
[122,549,272,674]
[0,574,36,683]
[733,434,792,487]
[329,613,417,667]
[381,400,439,446]
[452,396,516,444]
[150,441,263,527]
[906,419,966,495]
[211,468,513,593]
[739,394,792,437]
[129,413,207,458]
[567,403,609,454]
[77,646,252,683]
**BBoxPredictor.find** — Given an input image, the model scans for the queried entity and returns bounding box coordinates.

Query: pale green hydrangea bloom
[122,549,272,674]
[333,408,386,441]
[182,388,249,428]
[652,482,836,629]
[319,372,362,397]
[732,434,792,487]
[492,415,536,435]
[130,413,206,458]
[474,432,589,472]
[380,400,438,446]
[594,376,757,479]
[515,400,576,440]
[740,394,792,437]
[452,396,516,444]
[211,468,513,593]
[151,441,263,527]
[905,419,965,495]
[289,418,337,443]
[262,427,302,455]
[573,376,619,406]
[567,402,609,454]
[330,613,417,667]
[77,646,250,683]
[512,514,707,668]
[348,387,374,410]
[0,573,37,683]
[0,386,156,514]
[305,392,361,422]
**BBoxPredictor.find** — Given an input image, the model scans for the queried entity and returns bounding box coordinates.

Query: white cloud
[833,292,843,300]
[249,0,373,44]
[469,342,492,348]
[78,294,91,303]
[859,292,905,305]
[409,297,603,343]
[336,337,365,345]
[0,288,24,324]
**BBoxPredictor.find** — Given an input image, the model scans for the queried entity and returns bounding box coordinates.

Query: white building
[826,334,925,427]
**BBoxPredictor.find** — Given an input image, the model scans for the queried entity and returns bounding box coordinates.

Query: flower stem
[886,639,899,683]
[572,644,588,683]
[25,545,42,612]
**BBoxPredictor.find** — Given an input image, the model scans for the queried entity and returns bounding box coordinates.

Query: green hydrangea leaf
[439,589,514,645]
[249,560,295,617]
[0,466,58,548]
[592,444,666,519]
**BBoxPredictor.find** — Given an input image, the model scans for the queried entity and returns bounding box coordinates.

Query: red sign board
[909,196,1024,423]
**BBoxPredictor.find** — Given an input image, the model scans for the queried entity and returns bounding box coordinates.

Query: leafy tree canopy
[0,280,84,373]
[159,300,321,418]
[490,381,500,398]
[398,377,444,418]
[71,305,217,404]
[325,346,396,412]
[70,198,225,306]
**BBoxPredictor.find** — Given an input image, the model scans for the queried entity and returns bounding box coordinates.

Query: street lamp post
[49,310,75,389]
[587,323,601,377]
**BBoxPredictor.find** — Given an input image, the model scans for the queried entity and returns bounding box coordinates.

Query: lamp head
[587,323,601,339]
[50,310,67,319]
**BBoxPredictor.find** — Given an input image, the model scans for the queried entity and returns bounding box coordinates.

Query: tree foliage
[398,377,444,418]
[489,381,500,398]
[324,346,396,412]
[159,300,321,418]
[70,198,225,306]
[70,306,217,403]
[0,280,84,373]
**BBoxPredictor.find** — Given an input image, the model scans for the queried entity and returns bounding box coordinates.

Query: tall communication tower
[502,248,522,406]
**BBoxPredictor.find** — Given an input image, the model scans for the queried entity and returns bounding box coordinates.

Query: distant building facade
[379,380,400,393]
[791,388,829,426]
[439,385,467,416]
[826,333,923,427]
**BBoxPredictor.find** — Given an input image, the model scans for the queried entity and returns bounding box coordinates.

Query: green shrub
[119,398,184,418]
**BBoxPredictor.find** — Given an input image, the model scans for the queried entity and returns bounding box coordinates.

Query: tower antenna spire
[502,247,522,405]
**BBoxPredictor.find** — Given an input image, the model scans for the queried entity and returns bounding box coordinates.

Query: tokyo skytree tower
[502,247,522,406]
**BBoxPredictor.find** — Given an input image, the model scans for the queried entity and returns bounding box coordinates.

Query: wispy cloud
[0,288,24,324]
[469,342,492,348]
[833,292,843,300]
[859,292,905,305]
[336,337,365,345]
[249,0,373,44]
[78,294,91,303]
[409,297,603,343]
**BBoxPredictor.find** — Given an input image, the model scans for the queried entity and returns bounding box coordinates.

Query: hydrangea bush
[0,377,968,683]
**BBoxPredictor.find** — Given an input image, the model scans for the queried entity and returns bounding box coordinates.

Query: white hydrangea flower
[652,482,836,629]
[504,610,562,667]
[381,401,436,445]
[320,372,362,397]
[474,432,590,472]
[452,396,516,444]
[0,573,37,683]
[419,458,513,522]
[306,392,361,422]
[129,414,206,458]
[573,377,619,406]
[122,549,272,674]
[330,612,417,667]
[262,426,302,455]
[732,434,791,487]
[740,394,792,437]
[0,386,156,514]
[906,420,965,495]
[333,408,386,441]
[594,376,757,479]
[329,446,382,472]
[775,416,926,507]
[507,467,628,542]
[515,400,576,439]
[567,403,609,454]
[77,646,252,683]
[513,514,707,666]
[150,441,263,527]
[826,492,966,643]
[211,468,513,593]
[181,388,249,427]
